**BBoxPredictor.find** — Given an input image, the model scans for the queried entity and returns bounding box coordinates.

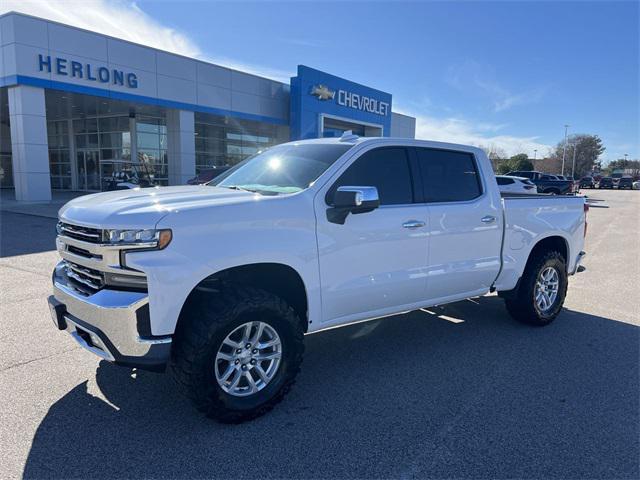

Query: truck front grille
[58,222,103,243]
[63,260,105,295]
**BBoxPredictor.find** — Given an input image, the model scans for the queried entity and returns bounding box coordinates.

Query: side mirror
[327,186,380,224]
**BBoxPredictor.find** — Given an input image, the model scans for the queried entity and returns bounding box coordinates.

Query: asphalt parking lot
[0,189,638,479]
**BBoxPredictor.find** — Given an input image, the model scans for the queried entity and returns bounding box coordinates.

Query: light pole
[561,124,569,176]
[533,149,537,161]
[571,142,577,179]
[624,153,628,162]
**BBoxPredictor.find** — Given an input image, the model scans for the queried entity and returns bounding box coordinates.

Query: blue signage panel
[290,65,392,140]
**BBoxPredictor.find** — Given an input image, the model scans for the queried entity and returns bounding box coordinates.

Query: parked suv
[618,177,633,189]
[579,177,595,189]
[598,177,614,189]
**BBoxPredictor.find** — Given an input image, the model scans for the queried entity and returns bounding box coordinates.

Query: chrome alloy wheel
[214,321,282,397]
[535,266,559,312]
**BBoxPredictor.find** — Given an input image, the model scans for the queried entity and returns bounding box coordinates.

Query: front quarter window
[211,143,352,195]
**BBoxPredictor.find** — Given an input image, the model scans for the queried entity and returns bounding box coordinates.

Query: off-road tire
[170,285,304,423]
[505,250,568,326]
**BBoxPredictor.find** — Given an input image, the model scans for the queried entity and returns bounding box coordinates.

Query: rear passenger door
[315,147,429,324]
[414,147,503,301]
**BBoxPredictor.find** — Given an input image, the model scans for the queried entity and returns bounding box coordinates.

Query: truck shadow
[23,297,639,479]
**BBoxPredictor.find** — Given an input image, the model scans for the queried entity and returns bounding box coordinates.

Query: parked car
[506,170,575,195]
[579,177,595,189]
[49,136,587,422]
[633,180,640,190]
[617,177,633,189]
[496,175,536,194]
[598,177,614,189]
[187,166,231,185]
[611,172,624,187]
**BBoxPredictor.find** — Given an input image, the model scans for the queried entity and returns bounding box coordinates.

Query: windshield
[211,143,352,195]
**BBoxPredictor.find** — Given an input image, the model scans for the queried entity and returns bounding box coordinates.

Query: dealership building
[0,12,415,202]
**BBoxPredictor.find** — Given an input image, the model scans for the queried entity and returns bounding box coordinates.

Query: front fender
[124,195,320,336]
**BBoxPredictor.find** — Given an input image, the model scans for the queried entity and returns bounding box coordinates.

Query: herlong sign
[38,54,139,89]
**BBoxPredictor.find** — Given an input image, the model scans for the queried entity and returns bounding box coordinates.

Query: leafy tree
[495,153,533,174]
[604,158,640,176]
[549,134,605,178]
[509,153,534,171]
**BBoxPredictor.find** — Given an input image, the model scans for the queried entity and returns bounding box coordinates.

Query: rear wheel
[170,286,304,423]
[505,250,568,326]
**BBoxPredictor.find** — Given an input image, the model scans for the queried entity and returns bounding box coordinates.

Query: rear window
[415,148,482,202]
[496,177,514,185]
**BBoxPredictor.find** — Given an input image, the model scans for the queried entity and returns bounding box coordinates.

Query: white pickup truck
[49,134,587,422]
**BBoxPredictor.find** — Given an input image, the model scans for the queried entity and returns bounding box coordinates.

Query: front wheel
[170,286,304,423]
[505,250,568,326]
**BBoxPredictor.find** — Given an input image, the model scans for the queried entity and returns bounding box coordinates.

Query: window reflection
[194,114,289,174]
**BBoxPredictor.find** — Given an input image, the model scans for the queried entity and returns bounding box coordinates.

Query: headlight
[103,228,172,249]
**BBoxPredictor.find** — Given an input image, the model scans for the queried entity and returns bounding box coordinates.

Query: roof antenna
[339,130,359,142]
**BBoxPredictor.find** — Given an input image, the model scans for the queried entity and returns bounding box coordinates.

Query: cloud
[396,108,552,157]
[1,0,292,82]
[447,60,545,112]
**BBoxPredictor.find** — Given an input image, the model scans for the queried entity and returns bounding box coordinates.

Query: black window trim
[325,146,416,207]
[412,146,485,205]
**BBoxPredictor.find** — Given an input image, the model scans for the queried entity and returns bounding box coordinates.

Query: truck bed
[500,192,580,199]
[494,194,586,291]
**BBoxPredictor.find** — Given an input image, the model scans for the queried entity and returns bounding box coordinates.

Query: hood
[59,185,257,228]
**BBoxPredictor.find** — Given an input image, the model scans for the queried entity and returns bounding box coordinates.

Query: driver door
[314,147,429,325]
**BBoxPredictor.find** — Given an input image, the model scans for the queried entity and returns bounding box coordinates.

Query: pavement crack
[1,346,81,373]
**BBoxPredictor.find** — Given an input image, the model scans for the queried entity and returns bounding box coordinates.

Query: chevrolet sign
[337,90,389,116]
[310,84,335,100]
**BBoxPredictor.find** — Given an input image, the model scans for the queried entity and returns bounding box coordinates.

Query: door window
[496,177,514,185]
[415,148,482,202]
[329,147,413,205]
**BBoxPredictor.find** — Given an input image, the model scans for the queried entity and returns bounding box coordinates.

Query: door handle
[402,220,426,229]
[481,215,496,223]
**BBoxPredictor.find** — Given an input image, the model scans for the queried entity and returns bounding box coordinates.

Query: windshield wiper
[219,185,258,193]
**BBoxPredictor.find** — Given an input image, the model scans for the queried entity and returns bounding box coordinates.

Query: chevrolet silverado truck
[506,170,575,195]
[49,135,587,423]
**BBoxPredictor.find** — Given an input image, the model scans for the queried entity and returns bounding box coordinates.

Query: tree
[605,158,640,176]
[549,134,605,178]
[509,153,534,171]
[495,153,533,174]
[481,145,508,172]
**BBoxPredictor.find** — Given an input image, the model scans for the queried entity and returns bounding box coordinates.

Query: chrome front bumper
[51,261,171,371]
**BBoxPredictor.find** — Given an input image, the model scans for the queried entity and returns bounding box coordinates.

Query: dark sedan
[598,177,614,189]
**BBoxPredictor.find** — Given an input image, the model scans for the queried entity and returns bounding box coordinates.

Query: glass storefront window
[48,120,72,190]
[136,116,168,185]
[194,113,289,174]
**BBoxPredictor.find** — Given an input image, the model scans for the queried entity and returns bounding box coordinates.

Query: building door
[76,150,100,191]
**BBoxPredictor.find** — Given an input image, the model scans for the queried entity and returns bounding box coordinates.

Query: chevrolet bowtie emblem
[310,84,335,100]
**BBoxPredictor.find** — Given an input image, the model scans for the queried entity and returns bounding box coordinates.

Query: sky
[3,0,638,161]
